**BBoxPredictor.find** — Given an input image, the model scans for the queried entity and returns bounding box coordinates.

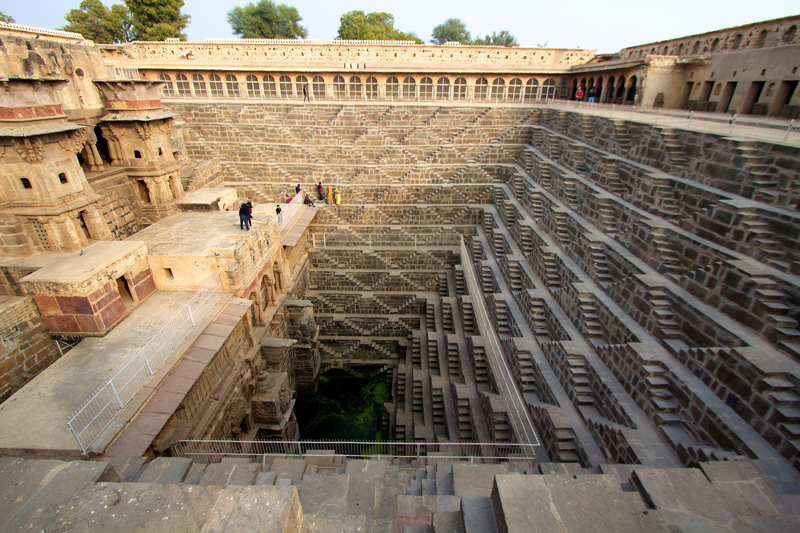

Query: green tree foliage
[127,0,190,41]
[0,11,15,23]
[227,0,307,39]
[62,0,132,43]
[431,18,471,44]
[337,11,421,43]
[473,30,519,47]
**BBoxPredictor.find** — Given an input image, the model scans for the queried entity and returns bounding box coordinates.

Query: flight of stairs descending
[613,120,630,151]
[738,141,781,204]
[660,129,688,167]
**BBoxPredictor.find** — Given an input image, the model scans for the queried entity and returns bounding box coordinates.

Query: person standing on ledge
[303,84,310,102]
[295,183,301,194]
[327,185,333,205]
[576,86,584,101]
[334,186,341,205]
[588,86,597,105]
[317,181,323,201]
[239,201,252,230]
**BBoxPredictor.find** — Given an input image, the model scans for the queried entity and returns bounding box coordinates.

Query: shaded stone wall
[0,296,60,402]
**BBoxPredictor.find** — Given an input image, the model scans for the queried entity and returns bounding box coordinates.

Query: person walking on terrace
[317,181,323,201]
[327,185,333,205]
[303,84,310,102]
[239,201,252,230]
[295,183,301,194]
[334,186,341,205]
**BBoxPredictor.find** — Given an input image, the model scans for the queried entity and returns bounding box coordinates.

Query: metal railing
[174,439,538,465]
[459,237,540,465]
[278,193,304,231]
[549,99,800,143]
[67,273,226,454]
[312,232,464,248]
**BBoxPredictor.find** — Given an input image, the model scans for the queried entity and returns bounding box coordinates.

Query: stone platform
[0,290,227,457]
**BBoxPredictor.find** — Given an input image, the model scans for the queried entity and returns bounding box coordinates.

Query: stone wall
[0,296,60,402]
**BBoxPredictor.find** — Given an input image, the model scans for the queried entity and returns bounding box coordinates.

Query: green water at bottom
[294,369,390,441]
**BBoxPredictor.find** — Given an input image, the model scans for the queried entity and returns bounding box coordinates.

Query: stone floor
[1,455,798,532]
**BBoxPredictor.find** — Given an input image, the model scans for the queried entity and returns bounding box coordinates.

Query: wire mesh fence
[67,274,225,453]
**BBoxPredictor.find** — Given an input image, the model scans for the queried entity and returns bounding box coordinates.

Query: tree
[431,18,471,44]
[227,0,307,39]
[62,0,132,44]
[127,0,190,41]
[473,30,519,47]
[337,11,421,43]
[0,11,15,23]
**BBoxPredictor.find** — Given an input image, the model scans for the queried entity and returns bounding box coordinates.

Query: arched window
[158,73,175,97]
[474,77,488,100]
[419,77,433,100]
[386,76,399,99]
[402,76,416,100]
[246,74,260,98]
[436,77,450,100]
[225,74,240,97]
[595,78,604,100]
[507,79,522,101]
[312,75,326,98]
[604,77,615,102]
[294,75,308,97]
[366,76,378,99]
[711,37,720,51]
[732,33,743,50]
[571,79,578,99]
[756,30,768,48]
[542,78,557,100]
[333,75,346,99]
[692,41,700,54]
[626,76,637,102]
[279,75,292,97]
[491,78,505,100]
[349,76,362,99]
[524,78,539,101]
[677,43,684,55]
[296,75,308,97]
[453,78,467,100]
[209,74,225,97]
[783,25,797,43]
[263,75,277,97]
[175,73,191,96]
[192,74,207,97]
[615,75,626,99]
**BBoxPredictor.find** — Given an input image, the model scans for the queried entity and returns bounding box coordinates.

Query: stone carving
[58,129,87,155]
[14,138,44,163]
[135,122,153,140]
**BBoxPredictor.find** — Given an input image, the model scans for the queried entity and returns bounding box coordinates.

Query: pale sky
[2,0,798,53]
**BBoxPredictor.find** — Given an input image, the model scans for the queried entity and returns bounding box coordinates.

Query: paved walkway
[0,291,202,456]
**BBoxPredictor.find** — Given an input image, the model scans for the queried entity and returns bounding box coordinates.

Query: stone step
[135,457,194,484]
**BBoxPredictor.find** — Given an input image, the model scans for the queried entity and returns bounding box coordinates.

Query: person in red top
[576,87,584,100]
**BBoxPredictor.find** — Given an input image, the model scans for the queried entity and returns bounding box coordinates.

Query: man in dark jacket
[239,202,252,230]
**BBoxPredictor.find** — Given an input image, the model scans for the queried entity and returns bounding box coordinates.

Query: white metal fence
[460,237,540,465]
[550,99,800,143]
[278,193,304,231]
[174,439,539,465]
[312,232,463,248]
[67,273,226,454]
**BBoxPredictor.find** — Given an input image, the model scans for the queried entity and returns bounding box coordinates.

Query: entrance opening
[136,180,151,204]
[719,82,737,113]
[294,368,390,441]
[77,211,91,241]
[93,126,111,164]
[742,81,766,115]
[772,80,798,116]
[116,276,134,309]
[680,82,694,109]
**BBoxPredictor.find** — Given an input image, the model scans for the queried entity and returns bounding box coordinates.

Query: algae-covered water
[294,369,390,441]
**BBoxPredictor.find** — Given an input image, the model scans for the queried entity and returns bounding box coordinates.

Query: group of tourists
[316,181,341,205]
[575,86,598,105]
[239,180,342,230]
